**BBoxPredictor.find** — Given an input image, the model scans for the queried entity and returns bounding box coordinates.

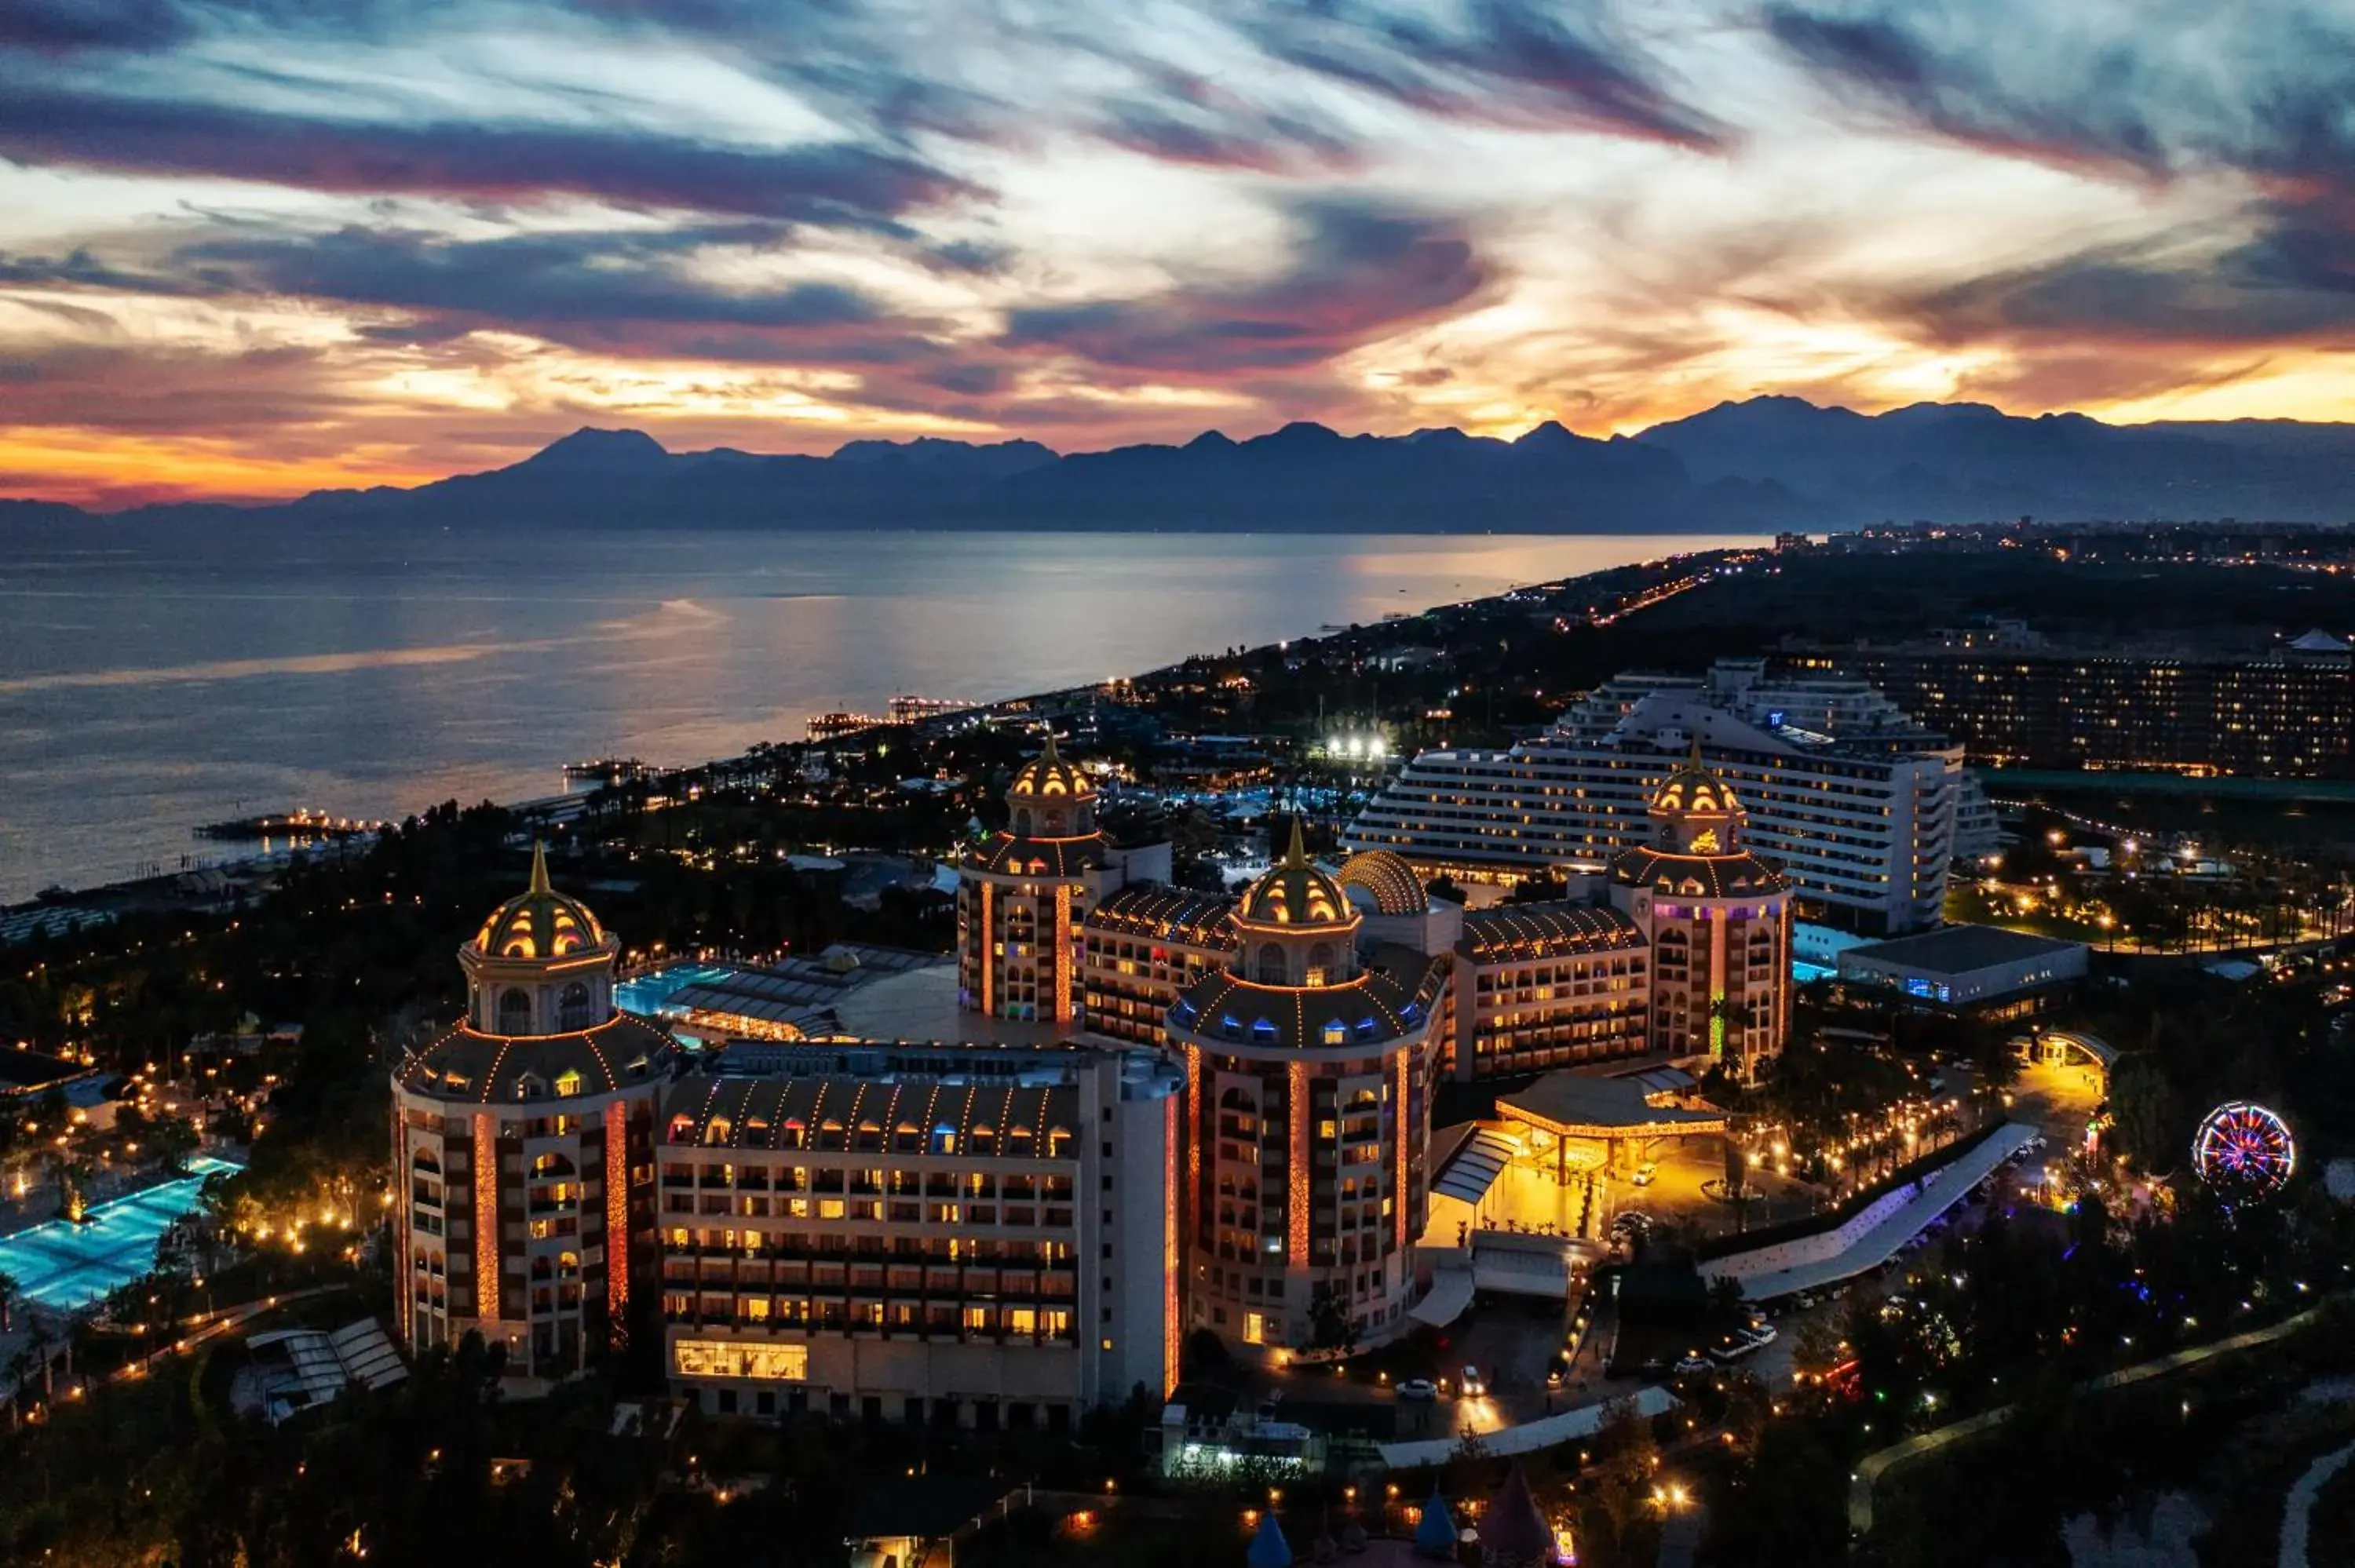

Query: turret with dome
[389,844,673,1377]
[1607,742,1792,1078]
[958,728,1175,1028]
[1163,818,1446,1357]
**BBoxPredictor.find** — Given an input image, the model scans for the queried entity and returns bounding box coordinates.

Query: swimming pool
[614,962,738,1019]
[0,1154,243,1312]
[1794,959,1838,984]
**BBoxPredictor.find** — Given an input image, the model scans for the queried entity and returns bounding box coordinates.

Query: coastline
[1,538,1757,913]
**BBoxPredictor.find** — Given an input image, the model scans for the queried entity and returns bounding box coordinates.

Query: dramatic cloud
[1237,0,1730,149]
[1005,201,1492,374]
[3,0,2354,504]
[0,87,969,224]
[0,0,194,53]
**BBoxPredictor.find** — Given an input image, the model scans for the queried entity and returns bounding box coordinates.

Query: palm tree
[0,1269,16,1334]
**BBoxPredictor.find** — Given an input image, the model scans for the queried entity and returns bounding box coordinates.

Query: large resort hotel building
[1345,657,1980,935]
[392,734,1791,1413]
[656,1039,1182,1428]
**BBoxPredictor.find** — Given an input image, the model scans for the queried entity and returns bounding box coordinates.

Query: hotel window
[1242,1311,1267,1345]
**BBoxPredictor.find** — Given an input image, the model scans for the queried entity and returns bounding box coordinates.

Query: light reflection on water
[0,521,1762,897]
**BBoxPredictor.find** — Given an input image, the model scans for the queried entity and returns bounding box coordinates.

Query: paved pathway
[1656,1502,1704,1568]
[1849,1303,2331,1536]
[2280,1435,2355,1568]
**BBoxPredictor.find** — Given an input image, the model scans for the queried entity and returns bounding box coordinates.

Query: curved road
[2280,1436,2355,1568]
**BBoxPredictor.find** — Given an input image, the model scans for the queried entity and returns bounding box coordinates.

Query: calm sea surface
[0,522,1763,899]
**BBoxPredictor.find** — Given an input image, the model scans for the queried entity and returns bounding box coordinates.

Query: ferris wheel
[2191,1101,2295,1200]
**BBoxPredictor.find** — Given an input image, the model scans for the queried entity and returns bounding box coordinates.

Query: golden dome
[1652,737,1740,818]
[1338,849,1429,916]
[1007,731,1095,800]
[1238,820,1355,928]
[473,842,609,959]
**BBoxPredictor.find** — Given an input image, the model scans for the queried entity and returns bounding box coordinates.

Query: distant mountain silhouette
[8,399,2352,530]
[1636,397,2355,524]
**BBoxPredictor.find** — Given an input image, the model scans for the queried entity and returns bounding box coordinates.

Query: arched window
[557,1250,580,1278]
[1255,943,1287,984]
[1307,943,1335,986]
[557,983,594,1032]
[496,987,532,1035]
[1320,1019,1346,1047]
[668,1115,696,1143]
[1046,1126,1073,1158]
[704,1116,732,1146]
[513,1073,546,1101]
[1251,1018,1278,1045]
[932,1123,958,1154]
[553,1069,582,1098]
[1044,807,1065,836]
[1013,808,1033,837]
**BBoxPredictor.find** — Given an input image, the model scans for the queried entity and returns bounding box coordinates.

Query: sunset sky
[2,0,2350,507]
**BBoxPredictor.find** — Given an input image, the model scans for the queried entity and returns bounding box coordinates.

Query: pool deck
[0,1154,243,1312]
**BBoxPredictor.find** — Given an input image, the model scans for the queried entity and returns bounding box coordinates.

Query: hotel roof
[1495,1073,1725,1139]
[1458,901,1642,961]
[1609,844,1788,897]
[1083,884,1236,946]
[1841,924,2085,975]
[394,1012,675,1103]
[966,831,1108,876]
[666,1069,1076,1154]
[1170,953,1447,1052]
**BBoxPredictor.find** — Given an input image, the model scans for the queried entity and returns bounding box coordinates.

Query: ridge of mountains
[9,396,2355,531]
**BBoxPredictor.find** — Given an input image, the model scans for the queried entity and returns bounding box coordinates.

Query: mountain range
[9,397,2354,531]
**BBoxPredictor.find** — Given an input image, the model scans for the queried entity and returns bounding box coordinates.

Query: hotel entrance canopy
[1495,1074,1726,1143]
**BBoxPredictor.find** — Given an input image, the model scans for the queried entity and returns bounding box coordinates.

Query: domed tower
[390,844,675,1376]
[1609,744,1791,1080]
[1165,822,1445,1354]
[959,733,1108,1025]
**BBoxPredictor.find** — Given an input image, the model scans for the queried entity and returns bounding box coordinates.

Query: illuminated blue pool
[1794,959,1837,984]
[0,1154,243,1312]
[615,962,737,1019]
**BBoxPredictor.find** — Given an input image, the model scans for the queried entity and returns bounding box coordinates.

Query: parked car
[1460,1366,1487,1398]
[1630,1162,1658,1187]
[1395,1379,1437,1401]
[1674,1355,1712,1375]
[1742,1324,1778,1347]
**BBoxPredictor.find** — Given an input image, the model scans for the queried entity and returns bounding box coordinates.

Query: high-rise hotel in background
[1345,657,1986,935]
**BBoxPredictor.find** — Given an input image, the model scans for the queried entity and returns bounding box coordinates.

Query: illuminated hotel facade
[1163,825,1448,1351]
[655,1040,1182,1426]
[390,847,674,1377]
[957,733,1170,1026]
[1345,658,1961,935]
[1780,636,2355,779]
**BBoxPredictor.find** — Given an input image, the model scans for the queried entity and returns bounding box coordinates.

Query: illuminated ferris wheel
[2192,1101,2295,1200]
